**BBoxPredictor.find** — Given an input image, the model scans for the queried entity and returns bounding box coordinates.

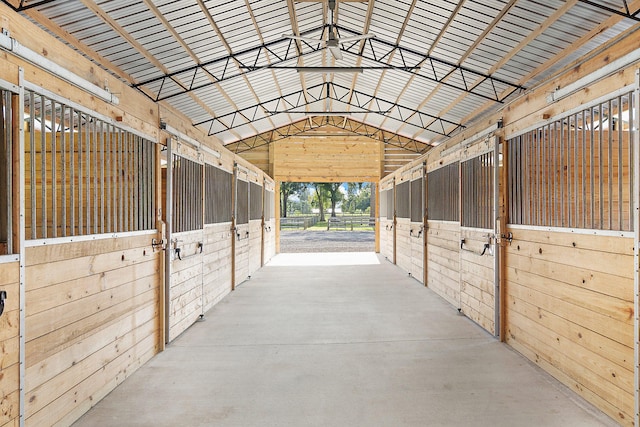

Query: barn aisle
[74,253,614,427]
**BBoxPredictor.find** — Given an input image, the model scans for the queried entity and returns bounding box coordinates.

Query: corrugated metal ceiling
[11,0,640,149]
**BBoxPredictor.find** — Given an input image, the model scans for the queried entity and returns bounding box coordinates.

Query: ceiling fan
[283,0,375,61]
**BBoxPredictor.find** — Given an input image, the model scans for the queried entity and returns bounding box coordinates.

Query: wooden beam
[395,0,517,136]
[196,0,270,135]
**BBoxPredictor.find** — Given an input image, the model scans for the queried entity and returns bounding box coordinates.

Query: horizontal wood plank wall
[273,138,381,182]
[427,221,461,308]
[504,228,634,425]
[24,234,161,425]
[460,228,495,334]
[168,230,203,341]
[0,261,20,427]
[395,218,411,274]
[202,223,232,315]
[236,144,270,176]
[410,226,424,283]
[249,219,262,276]
[384,146,422,176]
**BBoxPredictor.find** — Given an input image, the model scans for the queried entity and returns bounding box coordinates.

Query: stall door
[409,171,425,282]
[263,183,276,264]
[426,162,461,309]
[165,141,204,342]
[234,167,250,286]
[248,180,263,276]
[379,182,395,262]
[203,161,233,314]
[459,141,499,336]
[395,179,411,272]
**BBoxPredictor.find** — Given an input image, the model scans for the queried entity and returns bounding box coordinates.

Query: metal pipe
[608,100,613,230]
[78,112,83,234]
[99,120,104,235]
[51,100,57,238]
[60,105,67,237]
[85,113,91,234]
[105,124,112,233]
[582,109,587,229]
[29,92,36,239]
[92,116,98,234]
[590,109,595,228]
[630,91,635,230]
[618,95,624,230]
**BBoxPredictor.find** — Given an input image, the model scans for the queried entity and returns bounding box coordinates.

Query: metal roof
[10,0,640,148]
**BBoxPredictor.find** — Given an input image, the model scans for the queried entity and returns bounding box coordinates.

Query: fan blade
[329,46,343,60]
[337,33,376,44]
[282,34,325,44]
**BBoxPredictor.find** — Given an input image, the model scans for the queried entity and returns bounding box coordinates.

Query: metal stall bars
[233,163,250,287]
[460,140,498,336]
[0,88,14,255]
[508,90,633,232]
[427,162,459,223]
[164,139,204,342]
[23,89,157,240]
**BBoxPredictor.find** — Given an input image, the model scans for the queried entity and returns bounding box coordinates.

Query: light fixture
[295,67,363,73]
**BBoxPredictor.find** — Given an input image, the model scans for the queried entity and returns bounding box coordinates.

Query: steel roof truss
[338,26,523,102]
[133,36,319,101]
[576,0,640,20]
[196,82,464,137]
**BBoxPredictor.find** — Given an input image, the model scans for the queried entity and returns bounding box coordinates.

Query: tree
[280,182,306,218]
[312,183,328,222]
[326,183,343,217]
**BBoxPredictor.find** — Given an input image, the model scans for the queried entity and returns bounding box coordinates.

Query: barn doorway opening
[279,182,376,254]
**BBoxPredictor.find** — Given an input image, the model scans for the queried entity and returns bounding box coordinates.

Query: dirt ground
[279,230,375,253]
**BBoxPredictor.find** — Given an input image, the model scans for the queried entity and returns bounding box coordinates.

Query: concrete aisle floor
[74,253,615,427]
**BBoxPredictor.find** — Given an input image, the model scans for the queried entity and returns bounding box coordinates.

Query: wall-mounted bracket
[151,238,165,251]
[461,238,492,256]
[0,291,6,317]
